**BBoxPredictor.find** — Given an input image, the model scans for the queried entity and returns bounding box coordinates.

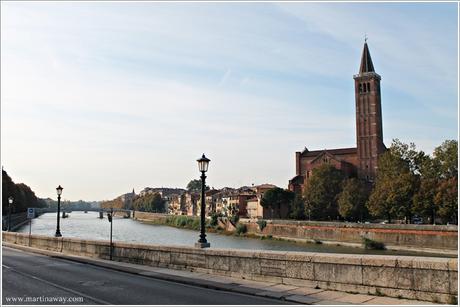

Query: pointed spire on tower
[359,40,375,74]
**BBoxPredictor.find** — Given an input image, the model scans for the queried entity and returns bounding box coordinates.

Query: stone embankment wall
[131,212,458,251]
[243,220,458,251]
[3,232,457,303]
[133,211,168,223]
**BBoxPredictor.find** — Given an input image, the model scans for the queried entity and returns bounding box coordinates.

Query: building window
[367,83,370,92]
[359,84,362,93]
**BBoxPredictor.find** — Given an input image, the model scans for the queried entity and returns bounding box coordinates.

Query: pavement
[2,243,438,305]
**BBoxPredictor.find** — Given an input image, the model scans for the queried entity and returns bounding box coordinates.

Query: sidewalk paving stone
[363,296,433,305]
[284,294,321,304]
[286,287,325,296]
[314,300,353,305]
[335,293,376,304]
[309,290,349,301]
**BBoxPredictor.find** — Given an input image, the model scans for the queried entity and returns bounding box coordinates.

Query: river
[17,212,451,257]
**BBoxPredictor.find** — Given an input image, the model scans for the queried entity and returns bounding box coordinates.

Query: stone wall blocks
[206,255,230,271]
[363,267,413,289]
[412,269,450,293]
[449,271,458,295]
[411,257,449,271]
[285,252,314,262]
[361,255,397,267]
[312,253,362,265]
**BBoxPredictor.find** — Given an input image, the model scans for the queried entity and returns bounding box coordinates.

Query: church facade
[289,42,386,194]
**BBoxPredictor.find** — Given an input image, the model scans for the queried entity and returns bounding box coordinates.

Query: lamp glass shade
[8,197,13,204]
[197,154,210,173]
[56,185,63,196]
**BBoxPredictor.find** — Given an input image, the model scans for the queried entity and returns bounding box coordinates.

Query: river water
[17,212,450,257]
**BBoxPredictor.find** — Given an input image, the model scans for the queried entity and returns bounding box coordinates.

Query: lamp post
[195,154,210,248]
[55,185,63,237]
[7,197,13,231]
[107,208,113,260]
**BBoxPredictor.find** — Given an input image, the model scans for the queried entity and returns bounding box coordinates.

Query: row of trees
[261,139,457,224]
[2,169,47,214]
[133,193,166,213]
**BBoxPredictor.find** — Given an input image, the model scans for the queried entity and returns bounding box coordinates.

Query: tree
[151,193,166,212]
[337,178,369,222]
[133,193,166,213]
[367,142,419,223]
[289,194,306,220]
[2,169,45,214]
[186,179,210,192]
[303,164,345,220]
[260,187,295,219]
[433,140,458,179]
[412,140,457,224]
[435,178,458,224]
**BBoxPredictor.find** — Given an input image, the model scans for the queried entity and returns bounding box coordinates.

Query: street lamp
[195,154,210,248]
[7,197,13,231]
[55,185,63,237]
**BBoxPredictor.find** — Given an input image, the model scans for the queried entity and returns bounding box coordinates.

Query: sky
[1,2,458,201]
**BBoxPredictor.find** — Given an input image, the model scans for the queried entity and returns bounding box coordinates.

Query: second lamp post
[7,196,13,231]
[195,154,210,248]
[55,185,63,237]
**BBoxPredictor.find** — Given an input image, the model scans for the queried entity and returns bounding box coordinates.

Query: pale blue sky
[1,2,458,201]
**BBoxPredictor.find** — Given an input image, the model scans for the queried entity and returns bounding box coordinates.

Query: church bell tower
[354,41,385,181]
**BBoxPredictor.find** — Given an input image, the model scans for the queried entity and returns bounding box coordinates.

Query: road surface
[2,247,288,305]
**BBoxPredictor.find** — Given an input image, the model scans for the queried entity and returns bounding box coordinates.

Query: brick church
[289,42,386,194]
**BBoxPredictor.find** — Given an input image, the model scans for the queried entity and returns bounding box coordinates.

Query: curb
[2,243,299,304]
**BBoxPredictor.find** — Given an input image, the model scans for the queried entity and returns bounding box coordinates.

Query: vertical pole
[8,203,11,231]
[199,172,207,244]
[110,208,113,261]
[28,219,32,246]
[55,195,62,237]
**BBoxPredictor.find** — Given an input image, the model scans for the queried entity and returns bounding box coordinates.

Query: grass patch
[163,215,202,231]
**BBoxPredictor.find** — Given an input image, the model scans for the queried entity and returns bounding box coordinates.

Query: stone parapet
[2,232,457,303]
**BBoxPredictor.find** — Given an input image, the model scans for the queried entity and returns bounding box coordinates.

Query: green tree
[303,164,345,220]
[367,142,418,223]
[412,140,457,224]
[133,193,166,213]
[186,179,210,192]
[289,195,306,220]
[433,140,458,179]
[337,178,369,222]
[151,193,166,212]
[2,169,44,214]
[260,187,295,219]
[435,178,458,224]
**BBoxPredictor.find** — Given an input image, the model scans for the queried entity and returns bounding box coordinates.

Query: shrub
[256,220,267,231]
[236,224,247,235]
[363,237,386,250]
[210,213,219,227]
[230,214,239,225]
[191,218,201,230]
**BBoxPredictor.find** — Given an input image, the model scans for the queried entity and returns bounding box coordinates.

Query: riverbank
[132,211,458,256]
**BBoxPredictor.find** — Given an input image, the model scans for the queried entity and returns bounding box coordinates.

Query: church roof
[301,147,357,157]
[359,42,375,73]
